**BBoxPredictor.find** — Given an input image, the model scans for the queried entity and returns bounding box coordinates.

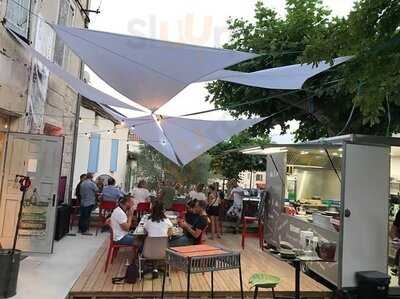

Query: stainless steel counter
[278,214,339,286]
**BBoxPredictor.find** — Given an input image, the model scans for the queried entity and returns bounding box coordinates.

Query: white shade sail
[199,57,351,90]
[52,25,258,110]
[10,31,142,111]
[125,115,264,166]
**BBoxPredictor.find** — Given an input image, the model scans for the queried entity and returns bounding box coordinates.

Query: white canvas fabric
[10,31,141,111]
[198,57,351,90]
[52,25,258,110]
[125,115,264,166]
[124,115,180,164]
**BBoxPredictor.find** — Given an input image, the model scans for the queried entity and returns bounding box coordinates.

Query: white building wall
[72,106,128,193]
[239,170,266,189]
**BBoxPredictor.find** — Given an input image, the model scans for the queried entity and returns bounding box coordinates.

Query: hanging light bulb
[120,119,125,126]
[131,125,136,130]
[107,129,111,135]
[79,117,83,124]
[161,138,167,145]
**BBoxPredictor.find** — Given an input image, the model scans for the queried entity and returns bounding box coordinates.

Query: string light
[79,117,83,123]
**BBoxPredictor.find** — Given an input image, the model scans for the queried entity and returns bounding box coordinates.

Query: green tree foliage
[136,144,211,189]
[208,131,270,180]
[207,0,400,141]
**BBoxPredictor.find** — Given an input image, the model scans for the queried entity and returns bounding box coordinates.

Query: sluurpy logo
[127,14,230,47]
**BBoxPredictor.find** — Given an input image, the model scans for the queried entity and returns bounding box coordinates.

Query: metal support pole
[294,260,301,299]
[239,261,244,299]
[211,271,214,299]
[161,261,166,299]
[186,259,191,299]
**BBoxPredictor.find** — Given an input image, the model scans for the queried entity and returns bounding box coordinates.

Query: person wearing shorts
[207,184,221,239]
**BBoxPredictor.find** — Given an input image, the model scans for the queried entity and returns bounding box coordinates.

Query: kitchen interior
[279,146,342,285]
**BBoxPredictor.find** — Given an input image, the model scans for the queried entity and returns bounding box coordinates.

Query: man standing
[79,173,99,234]
[75,173,87,204]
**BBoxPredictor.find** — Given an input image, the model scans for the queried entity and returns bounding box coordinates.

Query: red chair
[104,225,136,272]
[170,203,186,218]
[69,198,80,230]
[135,202,151,220]
[195,226,208,245]
[241,216,264,250]
[96,200,117,236]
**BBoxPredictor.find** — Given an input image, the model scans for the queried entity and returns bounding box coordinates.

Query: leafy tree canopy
[136,144,211,190]
[208,131,270,180]
[207,0,400,141]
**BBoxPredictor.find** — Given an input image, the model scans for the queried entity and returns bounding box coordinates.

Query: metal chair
[69,198,80,230]
[195,225,208,245]
[138,237,169,280]
[104,226,136,272]
[242,192,267,249]
[135,202,151,220]
[241,216,264,249]
[169,203,186,218]
[249,272,280,299]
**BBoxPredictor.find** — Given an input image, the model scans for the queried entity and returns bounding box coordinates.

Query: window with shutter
[54,0,75,67]
[110,139,119,172]
[87,134,100,172]
[5,0,31,38]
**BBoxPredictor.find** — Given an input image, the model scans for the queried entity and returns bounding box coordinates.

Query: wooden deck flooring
[68,234,332,298]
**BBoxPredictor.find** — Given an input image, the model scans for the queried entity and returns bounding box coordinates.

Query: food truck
[242,135,399,289]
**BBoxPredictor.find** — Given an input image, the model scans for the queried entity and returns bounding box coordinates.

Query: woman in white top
[143,201,173,237]
[189,183,207,202]
[132,180,150,210]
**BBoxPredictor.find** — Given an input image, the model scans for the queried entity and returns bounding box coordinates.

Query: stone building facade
[0,0,90,250]
[0,0,90,199]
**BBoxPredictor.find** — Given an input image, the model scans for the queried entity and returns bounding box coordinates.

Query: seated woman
[169,200,208,247]
[143,201,173,237]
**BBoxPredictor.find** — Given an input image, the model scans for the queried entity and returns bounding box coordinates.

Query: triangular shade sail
[125,115,264,166]
[125,115,180,164]
[52,25,258,110]
[198,57,351,90]
[10,31,141,111]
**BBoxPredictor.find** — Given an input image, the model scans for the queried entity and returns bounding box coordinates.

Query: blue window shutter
[87,134,100,172]
[110,139,119,172]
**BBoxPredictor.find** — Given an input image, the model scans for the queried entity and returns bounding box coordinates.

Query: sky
[87,0,355,142]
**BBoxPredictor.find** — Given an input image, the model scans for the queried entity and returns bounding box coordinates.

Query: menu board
[18,188,49,239]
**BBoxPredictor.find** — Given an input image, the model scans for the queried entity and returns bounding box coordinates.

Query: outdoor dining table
[161,245,243,299]
[132,213,183,236]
